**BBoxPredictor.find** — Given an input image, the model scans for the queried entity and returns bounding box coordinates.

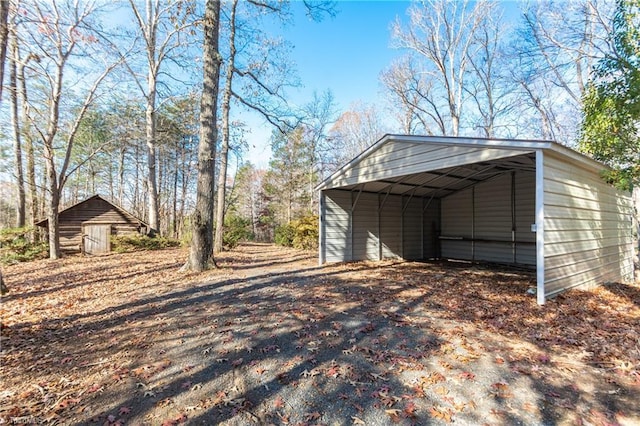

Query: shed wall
[353,193,379,261]
[440,171,536,266]
[423,198,441,259]
[323,190,352,262]
[57,198,142,253]
[321,189,441,262]
[403,197,423,260]
[380,195,402,259]
[543,153,634,296]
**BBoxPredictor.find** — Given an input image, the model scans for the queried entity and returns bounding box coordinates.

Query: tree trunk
[118,145,125,206]
[184,0,221,272]
[213,0,238,253]
[9,33,25,228]
[0,269,7,295]
[45,156,61,259]
[18,48,38,234]
[145,84,159,233]
[0,0,9,101]
[172,147,179,238]
[178,138,189,239]
[634,187,640,283]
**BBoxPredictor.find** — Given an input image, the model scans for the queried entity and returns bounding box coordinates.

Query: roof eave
[316,134,556,192]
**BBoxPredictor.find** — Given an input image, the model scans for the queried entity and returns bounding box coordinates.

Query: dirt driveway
[1,243,639,425]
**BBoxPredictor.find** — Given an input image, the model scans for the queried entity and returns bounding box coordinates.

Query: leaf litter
[1,243,639,425]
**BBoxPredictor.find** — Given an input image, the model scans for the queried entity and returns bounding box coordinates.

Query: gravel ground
[1,243,639,425]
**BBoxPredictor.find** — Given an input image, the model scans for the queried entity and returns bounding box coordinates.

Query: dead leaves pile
[1,244,639,425]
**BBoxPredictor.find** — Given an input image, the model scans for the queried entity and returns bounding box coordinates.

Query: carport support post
[319,191,325,265]
[535,150,545,305]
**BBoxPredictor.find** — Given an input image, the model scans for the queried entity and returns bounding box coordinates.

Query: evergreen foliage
[111,235,181,253]
[222,213,254,249]
[0,227,48,265]
[580,0,640,190]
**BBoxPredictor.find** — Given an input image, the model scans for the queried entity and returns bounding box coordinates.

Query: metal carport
[316,135,634,304]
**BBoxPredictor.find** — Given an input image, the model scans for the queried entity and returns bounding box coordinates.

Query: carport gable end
[316,134,635,304]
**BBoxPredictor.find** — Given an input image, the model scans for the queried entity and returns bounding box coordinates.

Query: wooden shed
[36,195,149,255]
[316,135,635,304]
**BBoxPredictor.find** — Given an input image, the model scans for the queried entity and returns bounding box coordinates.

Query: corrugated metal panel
[323,190,352,262]
[352,192,379,261]
[423,199,440,259]
[543,152,634,296]
[332,141,532,188]
[474,174,512,263]
[515,171,536,265]
[403,197,422,260]
[441,171,536,266]
[441,188,473,259]
[380,195,402,259]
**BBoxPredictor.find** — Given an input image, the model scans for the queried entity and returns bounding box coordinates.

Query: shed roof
[35,194,148,228]
[317,134,610,198]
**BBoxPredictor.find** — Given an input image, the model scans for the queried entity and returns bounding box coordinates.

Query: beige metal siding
[403,197,422,260]
[380,195,402,259]
[515,171,536,264]
[322,191,441,263]
[423,199,441,259]
[323,190,352,262]
[353,193,379,261]
[441,171,536,266]
[330,140,533,188]
[474,174,513,263]
[441,188,473,259]
[543,152,635,296]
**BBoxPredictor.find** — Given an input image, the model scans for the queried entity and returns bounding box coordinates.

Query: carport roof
[316,135,608,198]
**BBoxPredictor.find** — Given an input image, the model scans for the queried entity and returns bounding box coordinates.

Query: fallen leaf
[429,406,452,423]
[304,411,321,421]
[273,396,285,409]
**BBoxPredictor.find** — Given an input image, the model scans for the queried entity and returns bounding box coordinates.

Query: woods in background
[0,0,637,263]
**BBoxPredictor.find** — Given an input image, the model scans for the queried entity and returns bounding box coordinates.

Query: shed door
[84,224,111,254]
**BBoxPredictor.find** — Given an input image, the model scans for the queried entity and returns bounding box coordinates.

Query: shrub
[275,215,318,250]
[111,234,181,253]
[291,215,318,250]
[223,214,253,249]
[0,227,48,265]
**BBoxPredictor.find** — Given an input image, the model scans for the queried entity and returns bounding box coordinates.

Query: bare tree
[213,0,239,254]
[389,0,493,136]
[184,0,221,271]
[464,8,515,138]
[326,102,389,171]
[381,57,443,135]
[18,0,121,259]
[212,0,335,252]
[509,0,614,143]
[127,0,197,234]
[0,0,9,100]
[8,25,25,227]
[300,90,338,212]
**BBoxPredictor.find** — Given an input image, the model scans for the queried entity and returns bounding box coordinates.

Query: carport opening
[320,153,537,271]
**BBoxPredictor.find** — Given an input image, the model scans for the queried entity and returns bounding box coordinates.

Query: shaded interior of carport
[319,151,538,269]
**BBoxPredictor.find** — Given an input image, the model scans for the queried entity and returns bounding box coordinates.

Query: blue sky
[279,0,409,108]
[241,0,524,168]
[242,1,411,167]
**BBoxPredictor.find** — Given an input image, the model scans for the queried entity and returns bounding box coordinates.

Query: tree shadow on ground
[1,245,638,425]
